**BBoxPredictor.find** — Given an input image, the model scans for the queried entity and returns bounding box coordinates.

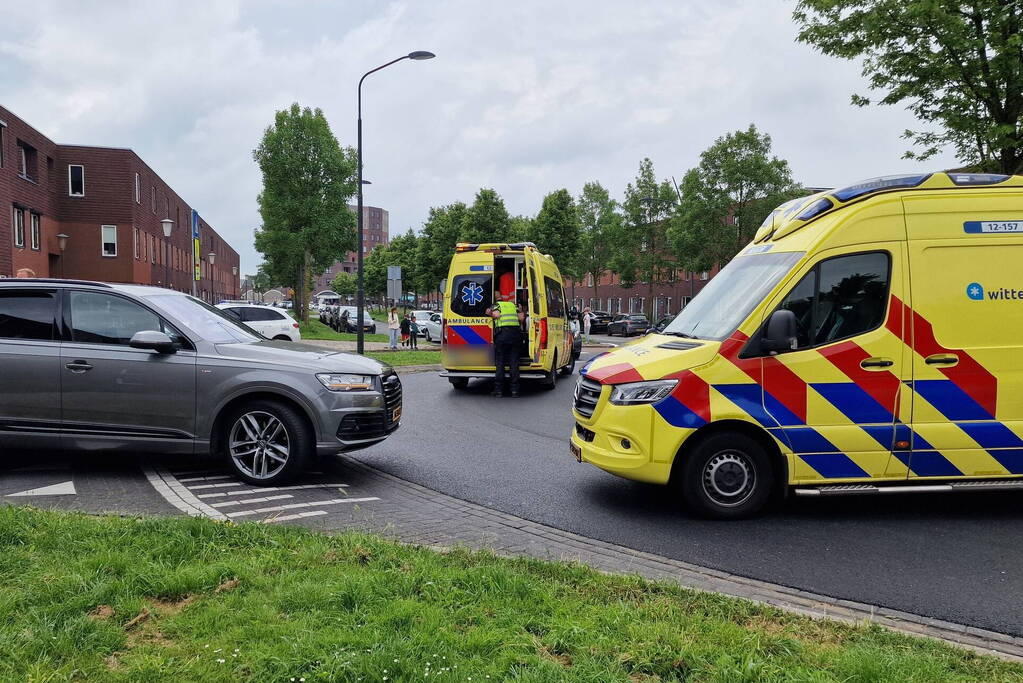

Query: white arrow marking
[7,481,77,496]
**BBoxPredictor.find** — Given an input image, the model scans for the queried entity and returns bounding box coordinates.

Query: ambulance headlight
[316,373,375,391]
[608,379,678,405]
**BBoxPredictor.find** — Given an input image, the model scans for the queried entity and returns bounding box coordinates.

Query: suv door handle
[65,361,93,373]
[860,357,894,369]
[925,353,959,367]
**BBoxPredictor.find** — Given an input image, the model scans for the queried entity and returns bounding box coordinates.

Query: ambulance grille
[574,377,602,418]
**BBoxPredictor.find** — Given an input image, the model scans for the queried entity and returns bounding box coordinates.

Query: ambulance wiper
[662,331,696,339]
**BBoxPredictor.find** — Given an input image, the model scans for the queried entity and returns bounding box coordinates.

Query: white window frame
[18,146,27,177]
[700,271,709,280]
[133,227,139,259]
[135,173,141,203]
[151,186,157,215]
[101,225,117,257]
[13,207,25,247]
[68,164,85,197]
[30,213,40,250]
[0,120,6,169]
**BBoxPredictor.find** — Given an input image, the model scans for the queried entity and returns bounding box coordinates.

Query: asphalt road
[356,360,1023,637]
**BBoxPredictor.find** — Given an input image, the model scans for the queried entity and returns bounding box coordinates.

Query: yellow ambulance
[571,171,1023,518]
[440,242,577,389]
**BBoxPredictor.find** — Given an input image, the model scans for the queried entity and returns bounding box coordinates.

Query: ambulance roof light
[947,172,1011,186]
[832,173,931,202]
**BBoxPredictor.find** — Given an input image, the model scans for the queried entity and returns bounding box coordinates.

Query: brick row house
[311,205,389,296]
[565,265,720,320]
[0,105,239,301]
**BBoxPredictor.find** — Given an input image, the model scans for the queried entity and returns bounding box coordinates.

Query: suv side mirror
[130,330,177,354]
[762,309,798,353]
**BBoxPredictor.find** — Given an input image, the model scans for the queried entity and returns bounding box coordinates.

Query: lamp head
[408,51,435,60]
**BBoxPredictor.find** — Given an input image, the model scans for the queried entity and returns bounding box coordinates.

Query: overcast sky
[2,1,958,275]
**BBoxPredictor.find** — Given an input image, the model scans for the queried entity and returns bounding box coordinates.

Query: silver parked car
[0,279,402,485]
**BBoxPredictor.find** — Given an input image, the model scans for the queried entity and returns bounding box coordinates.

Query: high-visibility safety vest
[495,300,520,327]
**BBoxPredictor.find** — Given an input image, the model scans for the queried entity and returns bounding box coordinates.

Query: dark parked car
[607,314,650,337]
[0,279,401,485]
[587,310,613,333]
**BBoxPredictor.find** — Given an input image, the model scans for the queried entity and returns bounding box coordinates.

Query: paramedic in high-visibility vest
[488,291,526,397]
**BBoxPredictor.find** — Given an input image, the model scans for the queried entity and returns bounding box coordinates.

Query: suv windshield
[662,251,804,340]
[148,294,262,343]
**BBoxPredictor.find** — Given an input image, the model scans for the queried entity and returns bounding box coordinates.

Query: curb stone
[339,455,1023,662]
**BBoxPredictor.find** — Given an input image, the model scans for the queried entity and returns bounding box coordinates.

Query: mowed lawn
[294,316,389,343]
[367,349,441,366]
[1,507,1020,682]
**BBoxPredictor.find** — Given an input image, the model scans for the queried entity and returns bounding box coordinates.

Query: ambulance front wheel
[448,377,469,390]
[679,432,774,520]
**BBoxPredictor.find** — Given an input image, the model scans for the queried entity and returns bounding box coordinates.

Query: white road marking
[211,494,293,509]
[226,496,379,518]
[6,481,76,496]
[195,483,350,499]
[177,474,234,483]
[143,466,228,520]
[171,468,223,477]
[186,481,245,490]
[263,510,328,524]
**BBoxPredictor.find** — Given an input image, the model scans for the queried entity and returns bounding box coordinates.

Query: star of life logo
[461,282,484,306]
[967,282,985,300]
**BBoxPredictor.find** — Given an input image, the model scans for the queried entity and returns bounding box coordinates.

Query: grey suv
[0,279,401,485]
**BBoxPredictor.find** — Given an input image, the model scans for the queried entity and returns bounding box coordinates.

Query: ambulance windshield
[662,251,803,341]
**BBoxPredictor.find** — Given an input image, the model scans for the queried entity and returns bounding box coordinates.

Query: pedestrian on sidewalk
[582,307,592,343]
[400,313,411,348]
[387,306,400,349]
[409,315,419,349]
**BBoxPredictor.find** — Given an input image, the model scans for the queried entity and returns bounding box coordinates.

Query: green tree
[416,202,467,300]
[794,0,1023,173]
[669,125,802,271]
[615,158,678,318]
[459,188,511,244]
[250,265,275,302]
[253,103,357,322]
[527,189,581,279]
[387,229,422,306]
[330,271,357,299]
[363,244,390,299]
[507,215,534,243]
[576,181,622,309]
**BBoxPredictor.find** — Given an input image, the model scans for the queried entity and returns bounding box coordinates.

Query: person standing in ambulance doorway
[488,292,526,397]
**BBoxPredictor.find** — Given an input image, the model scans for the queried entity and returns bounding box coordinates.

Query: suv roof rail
[0,278,112,287]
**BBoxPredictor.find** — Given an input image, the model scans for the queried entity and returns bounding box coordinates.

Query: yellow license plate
[570,441,582,462]
[392,406,402,422]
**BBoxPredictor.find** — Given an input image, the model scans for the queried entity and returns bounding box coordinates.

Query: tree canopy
[794,0,1023,173]
[576,181,622,304]
[330,271,356,299]
[526,189,581,278]
[669,125,802,270]
[253,103,357,321]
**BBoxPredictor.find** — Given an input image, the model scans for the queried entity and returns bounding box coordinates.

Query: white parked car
[419,311,442,343]
[216,303,302,342]
[409,310,434,337]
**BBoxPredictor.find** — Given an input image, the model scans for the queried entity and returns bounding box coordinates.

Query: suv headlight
[608,379,678,405]
[316,373,375,391]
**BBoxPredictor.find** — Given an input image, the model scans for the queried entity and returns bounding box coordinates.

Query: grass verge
[366,349,441,366]
[296,317,389,342]
[1,506,1019,682]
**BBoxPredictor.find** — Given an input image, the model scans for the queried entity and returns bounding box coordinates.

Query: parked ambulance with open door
[440,242,576,390]
[571,172,1023,519]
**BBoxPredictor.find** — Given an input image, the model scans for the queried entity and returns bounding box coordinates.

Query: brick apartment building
[311,204,389,295]
[565,265,720,320]
[0,105,239,301]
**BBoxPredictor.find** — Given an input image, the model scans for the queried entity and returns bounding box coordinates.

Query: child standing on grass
[400,314,411,348]
[409,315,419,350]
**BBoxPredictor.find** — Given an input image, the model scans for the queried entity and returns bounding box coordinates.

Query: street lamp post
[56,233,69,278]
[161,219,173,289]
[356,50,435,354]
[207,252,216,302]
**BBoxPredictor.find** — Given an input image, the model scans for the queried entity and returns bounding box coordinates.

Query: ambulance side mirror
[762,309,798,352]
[439,278,447,295]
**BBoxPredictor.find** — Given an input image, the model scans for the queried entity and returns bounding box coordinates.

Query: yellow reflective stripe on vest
[496,301,519,327]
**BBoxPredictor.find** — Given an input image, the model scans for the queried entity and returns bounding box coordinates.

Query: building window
[133,227,139,259]
[700,271,709,280]
[30,213,40,251]
[0,120,6,168]
[151,187,157,215]
[101,225,117,257]
[135,173,141,203]
[68,164,85,196]
[683,270,690,281]
[150,234,156,264]
[13,207,25,247]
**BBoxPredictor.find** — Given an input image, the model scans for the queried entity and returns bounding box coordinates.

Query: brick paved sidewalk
[323,455,1023,661]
